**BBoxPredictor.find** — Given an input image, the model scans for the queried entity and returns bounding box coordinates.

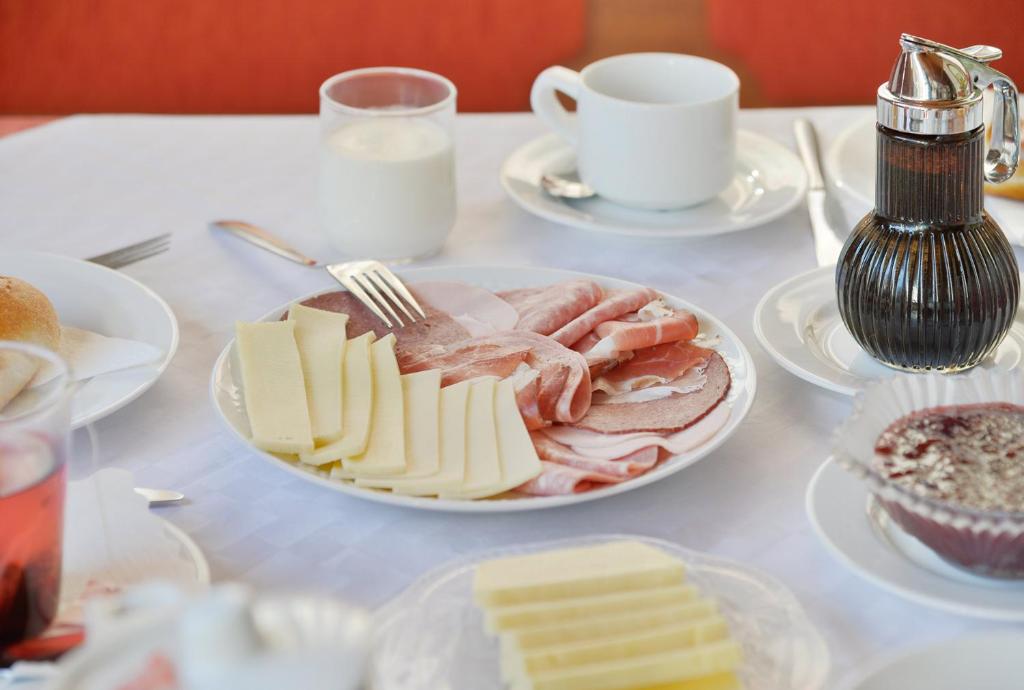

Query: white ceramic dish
[370,534,830,690]
[807,456,1024,621]
[210,265,756,513]
[837,631,1024,690]
[826,116,1024,245]
[0,251,178,428]
[753,265,1024,395]
[161,520,211,586]
[500,131,807,238]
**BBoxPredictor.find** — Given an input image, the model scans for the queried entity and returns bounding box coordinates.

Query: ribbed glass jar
[836,124,1019,372]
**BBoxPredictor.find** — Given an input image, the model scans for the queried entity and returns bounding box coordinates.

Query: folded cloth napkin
[33,325,164,387]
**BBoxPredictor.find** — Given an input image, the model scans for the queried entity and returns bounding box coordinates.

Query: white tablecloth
[3,108,1021,686]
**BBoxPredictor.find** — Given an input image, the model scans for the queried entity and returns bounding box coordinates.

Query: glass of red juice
[0,342,70,656]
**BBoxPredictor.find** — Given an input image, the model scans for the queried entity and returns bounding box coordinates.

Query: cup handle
[530,66,581,147]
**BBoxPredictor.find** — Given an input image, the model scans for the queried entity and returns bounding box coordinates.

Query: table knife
[793,118,847,267]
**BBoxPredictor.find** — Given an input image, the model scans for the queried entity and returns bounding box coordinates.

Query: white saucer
[807,456,1024,621]
[500,131,807,238]
[0,251,178,428]
[837,630,1024,690]
[826,116,1024,245]
[753,265,1024,395]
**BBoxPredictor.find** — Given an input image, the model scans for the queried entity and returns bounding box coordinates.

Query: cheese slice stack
[473,541,744,690]
[236,305,543,500]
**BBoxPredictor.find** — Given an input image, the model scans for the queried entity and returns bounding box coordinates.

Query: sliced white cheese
[340,334,405,477]
[493,378,542,490]
[288,304,348,444]
[504,615,729,684]
[474,541,686,607]
[438,377,502,499]
[486,584,698,633]
[299,332,374,466]
[356,369,442,489]
[512,639,742,690]
[390,379,471,496]
[235,321,313,454]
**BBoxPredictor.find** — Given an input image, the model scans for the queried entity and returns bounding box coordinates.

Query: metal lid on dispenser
[878,34,1021,182]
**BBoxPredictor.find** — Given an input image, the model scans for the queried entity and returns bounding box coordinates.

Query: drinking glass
[318,67,457,262]
[0,342,71,656]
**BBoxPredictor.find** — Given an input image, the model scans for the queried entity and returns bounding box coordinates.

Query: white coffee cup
[531,53,739,209]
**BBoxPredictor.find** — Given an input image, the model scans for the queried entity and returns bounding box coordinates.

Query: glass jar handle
[958,45,1020,183]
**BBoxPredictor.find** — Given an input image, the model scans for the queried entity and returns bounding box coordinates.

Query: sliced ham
[516,461,624,496]
[574,351,731,434]
[595,341,712,392]
[592,365,707,403]
[402,331,591,424]
[589,309,699,355]
[544,403,730,460]
[499,280,603,335]
[550,288,659,347]
[411,281,519,336]
[297,290,470,365]
[531,433,659,478]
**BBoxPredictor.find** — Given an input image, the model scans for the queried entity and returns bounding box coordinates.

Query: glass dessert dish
[835,368,1024,579]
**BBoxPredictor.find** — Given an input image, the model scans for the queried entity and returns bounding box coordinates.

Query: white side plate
[500,131,807,238]
[210,265,756,513]
[0,251,178,428]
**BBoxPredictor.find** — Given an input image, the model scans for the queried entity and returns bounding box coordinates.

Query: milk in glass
[319,117,455,260]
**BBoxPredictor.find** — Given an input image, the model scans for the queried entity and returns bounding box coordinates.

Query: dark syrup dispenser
[837,34,1021,371]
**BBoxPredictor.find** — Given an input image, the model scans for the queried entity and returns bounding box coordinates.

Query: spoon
[540,172,596,199]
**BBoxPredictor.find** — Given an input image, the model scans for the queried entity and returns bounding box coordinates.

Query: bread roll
[0,277,60,410]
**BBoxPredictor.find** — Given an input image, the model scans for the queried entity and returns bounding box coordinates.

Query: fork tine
[373,262,427,319]
[366,270,418,324]
[326,267,394,329]
[87,234,172,269]
[353,272,405,327]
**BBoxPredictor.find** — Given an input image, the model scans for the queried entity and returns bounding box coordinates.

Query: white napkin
[33,326,164,388]
[59,468,203,625]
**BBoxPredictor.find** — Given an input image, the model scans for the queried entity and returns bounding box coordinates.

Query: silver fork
[86,233,171,269]
[210,220,425,328]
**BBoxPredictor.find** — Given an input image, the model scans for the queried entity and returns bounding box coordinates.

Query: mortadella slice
[499,280,603,335]
[573,352,731,434]
[515,461,625,495]
[531,433,659,478]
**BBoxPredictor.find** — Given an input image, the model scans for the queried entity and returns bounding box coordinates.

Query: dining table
[2,106,1021,686]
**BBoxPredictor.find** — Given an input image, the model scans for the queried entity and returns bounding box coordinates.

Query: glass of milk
[318,67,457,261]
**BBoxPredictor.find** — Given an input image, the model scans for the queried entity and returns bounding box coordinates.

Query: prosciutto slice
[551,288,659,347]
[402,331,592,424]
[499,280,603,335]
[531,433,659,478]
[589,309,699,355]
[516,461,624,495]
[574,351,731,434]
[595,341,712,392]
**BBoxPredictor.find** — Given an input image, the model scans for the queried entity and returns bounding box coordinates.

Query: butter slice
[507,616,730,684]
[301,332,374,466]
[391,379,471,496]
[235,321,313,454]
[341,334,405,477]
[439,378,502,499]
[487,584,698,633]
[356,369,442,489]
[288,304,347,444]
[474,541,686,607]
[513,640,742,690]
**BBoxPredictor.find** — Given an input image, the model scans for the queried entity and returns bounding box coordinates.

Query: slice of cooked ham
[516,461,624,495]
[531,433,658,478]
[499,280,603,335]
[402,331,591,424]
[411,281,519,336]
[573,351,731,434]
[550,288,659,347]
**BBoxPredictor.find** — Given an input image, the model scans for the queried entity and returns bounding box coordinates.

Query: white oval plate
[837,630,1024,690]
[500,131,807,238]
[0,251,178,428]
[807,456,1024,621]
[210,265,756,513]
[371,535,829,690]
[753,265,1024,395]
[826,116,1024,245]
